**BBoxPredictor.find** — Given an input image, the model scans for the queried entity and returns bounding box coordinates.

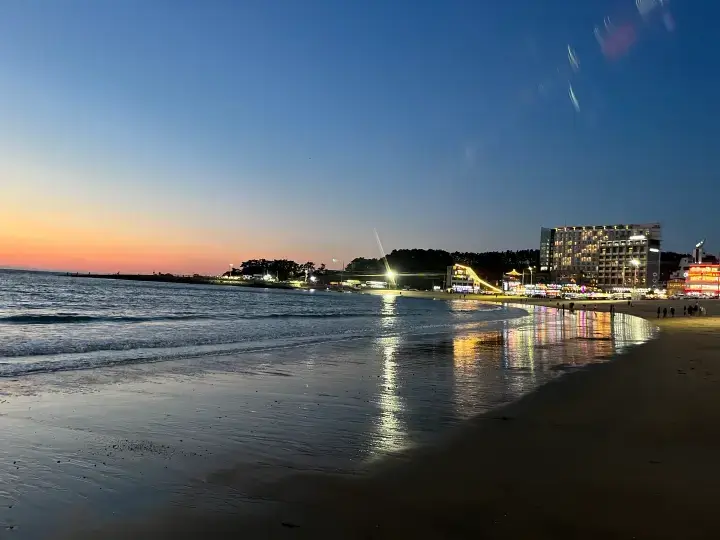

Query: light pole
[332,258,344,290]
[630,258,640,298]
[528,266,534,286]
[386,269,397,289]
[649,247,660,291]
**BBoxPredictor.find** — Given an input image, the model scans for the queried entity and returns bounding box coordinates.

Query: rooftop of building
[543,223,661,231]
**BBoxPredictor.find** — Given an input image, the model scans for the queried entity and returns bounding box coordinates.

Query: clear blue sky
[1,0,717,272]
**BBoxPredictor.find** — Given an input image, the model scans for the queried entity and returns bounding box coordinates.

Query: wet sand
[3,303,656,538]
[57,300,720,539]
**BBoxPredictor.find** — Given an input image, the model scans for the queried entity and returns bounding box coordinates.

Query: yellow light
[453,264,502,293]
[386,269,396,279]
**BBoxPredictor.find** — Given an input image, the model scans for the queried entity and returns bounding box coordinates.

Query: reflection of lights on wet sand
[503,304,656,370]
[452,331,505,369]
[611,313,657,351]
[371,336,406,456]
[452,330,506,418]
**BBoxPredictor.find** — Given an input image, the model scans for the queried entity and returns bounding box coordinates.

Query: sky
[1,0,718,274]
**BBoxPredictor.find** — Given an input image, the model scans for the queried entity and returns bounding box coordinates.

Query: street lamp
[630,258,640,297]
[528,266,534,286]
[649,247,660,291]
[386,269,397,289]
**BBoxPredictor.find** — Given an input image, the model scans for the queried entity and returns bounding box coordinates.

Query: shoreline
[69,272,297,289]
[58,300,720,538]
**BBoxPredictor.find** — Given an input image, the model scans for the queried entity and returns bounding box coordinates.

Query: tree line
[224,260,326,281]
[347,249,540,282]
[224,249,541,284]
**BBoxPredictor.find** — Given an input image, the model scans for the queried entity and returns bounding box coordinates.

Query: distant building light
[629,235,646,241]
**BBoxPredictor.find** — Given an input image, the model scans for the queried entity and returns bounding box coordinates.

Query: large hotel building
[540,223,662,288]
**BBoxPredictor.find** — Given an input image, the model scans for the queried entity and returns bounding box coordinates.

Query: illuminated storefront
[523,284,563,297]
[502,269,522,294]
[684,264,720,296]
[666,277,686,297]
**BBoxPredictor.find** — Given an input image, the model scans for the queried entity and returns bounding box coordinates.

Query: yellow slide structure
[455,264,502,293]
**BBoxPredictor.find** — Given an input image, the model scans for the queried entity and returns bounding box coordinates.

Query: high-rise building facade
[539,228,555,272]
[540,223,661,288]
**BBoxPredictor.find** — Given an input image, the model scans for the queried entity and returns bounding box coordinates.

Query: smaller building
[684,264,720,297]
[502,269,522,294]
[446,264,501,293]
[669,257,694,281]
[666,278,686,297]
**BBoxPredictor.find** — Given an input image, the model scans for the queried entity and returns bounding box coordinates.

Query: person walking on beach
[671,307,675,317]
[657,306,661,318]
[663,307,667,318]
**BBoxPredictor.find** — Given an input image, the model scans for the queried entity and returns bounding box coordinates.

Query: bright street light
[386,269,397,289]
[629,258,640,293]
[309,275,317,283]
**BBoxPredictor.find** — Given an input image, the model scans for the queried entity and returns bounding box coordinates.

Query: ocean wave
[0,331,387,378]
[0,314,218,325]
[0,311,425,325]
[0,316,526,377]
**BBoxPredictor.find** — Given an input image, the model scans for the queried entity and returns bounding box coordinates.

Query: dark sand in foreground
[71,300,720,539]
